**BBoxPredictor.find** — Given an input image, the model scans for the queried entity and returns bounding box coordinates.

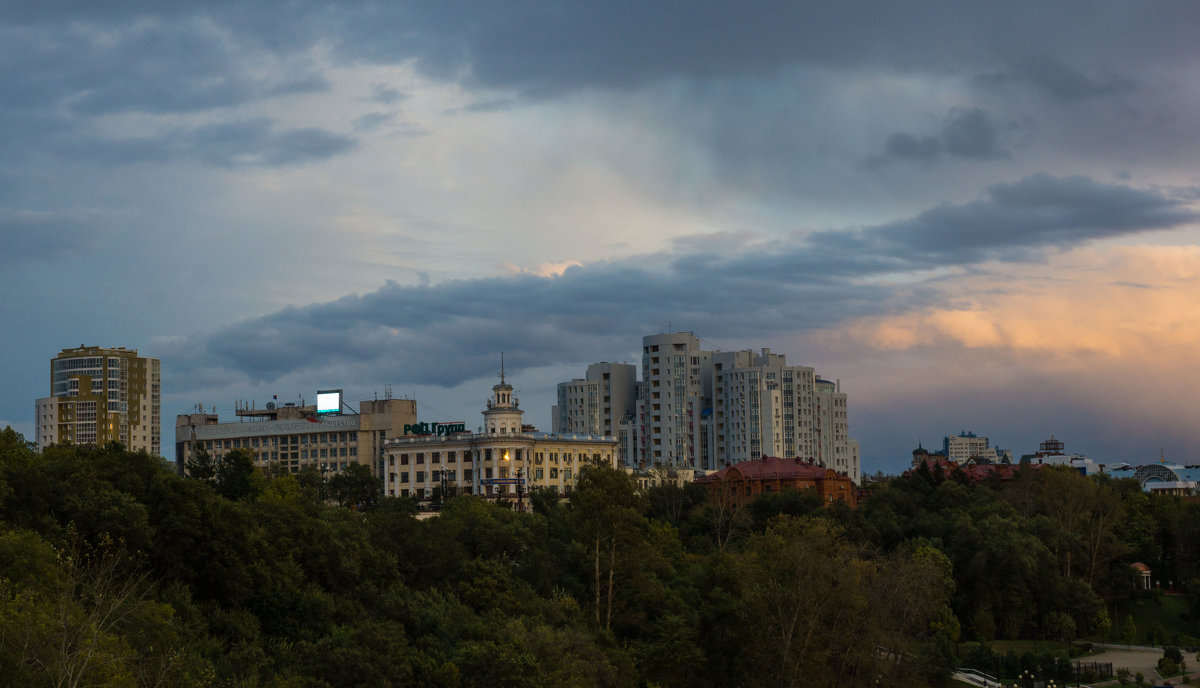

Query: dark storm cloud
[811,174,1199,263]
[178,175,1198,389]
[193,265,895,389]
[869,108,1015,167]
[318,2,1199,98]
[8,2,1197,101]
[67,119,356,168]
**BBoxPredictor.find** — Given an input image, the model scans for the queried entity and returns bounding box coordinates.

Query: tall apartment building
[552,362,637,464]
[712,348,813,464]
[556,334,861,483]
[640,333,712,469]
[35,345,161,455]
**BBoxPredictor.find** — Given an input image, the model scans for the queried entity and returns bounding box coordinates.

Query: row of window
[202,433,357,451]
[391,466,575,484]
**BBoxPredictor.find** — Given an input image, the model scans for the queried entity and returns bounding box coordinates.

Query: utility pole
[516,466,525,513]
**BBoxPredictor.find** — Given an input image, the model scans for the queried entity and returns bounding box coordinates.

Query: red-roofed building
[694,456,858,508]
[903,455,1047,484]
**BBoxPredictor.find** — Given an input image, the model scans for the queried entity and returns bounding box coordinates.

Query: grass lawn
[1102,595,1200,646]
[979,640,1082,656]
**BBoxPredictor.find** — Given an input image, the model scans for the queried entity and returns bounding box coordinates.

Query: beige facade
[384,375,618,501]
[943,431,991,463]
[174,397,416,476]
[36,346,161,456]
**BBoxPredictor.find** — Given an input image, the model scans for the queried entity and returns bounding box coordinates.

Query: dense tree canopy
[3,427,1199,686]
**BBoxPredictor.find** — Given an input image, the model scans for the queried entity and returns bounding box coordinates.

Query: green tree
[184,444,216,481]
[1122,614,1138,645]
[328,463,380,510]
[215,448,257,501]
[568,465,645,630]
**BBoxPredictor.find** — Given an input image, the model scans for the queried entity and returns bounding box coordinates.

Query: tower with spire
[484,352,523,434]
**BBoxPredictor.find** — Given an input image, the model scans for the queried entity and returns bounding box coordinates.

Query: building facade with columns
[383,371,619,501]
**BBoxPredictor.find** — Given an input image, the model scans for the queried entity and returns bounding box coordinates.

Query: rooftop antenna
[384,384,393,400]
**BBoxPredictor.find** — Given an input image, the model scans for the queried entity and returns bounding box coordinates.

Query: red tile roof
[696,456,836,483]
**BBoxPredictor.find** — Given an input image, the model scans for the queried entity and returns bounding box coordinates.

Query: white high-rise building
[556,334,861,483]
[712,348,814,465]
[639,333,712,469]
[553,362,637,465]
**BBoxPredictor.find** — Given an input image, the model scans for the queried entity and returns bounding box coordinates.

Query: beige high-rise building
[35,345,161,456]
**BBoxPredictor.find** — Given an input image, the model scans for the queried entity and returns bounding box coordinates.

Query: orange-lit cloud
[845,245,1200,364]
[500,260,584,277]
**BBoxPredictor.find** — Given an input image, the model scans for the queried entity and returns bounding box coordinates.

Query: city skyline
[4,3,1200,473]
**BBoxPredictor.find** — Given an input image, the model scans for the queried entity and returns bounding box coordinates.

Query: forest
[2,426,1200,687]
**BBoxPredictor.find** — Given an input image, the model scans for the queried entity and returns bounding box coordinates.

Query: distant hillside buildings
[35,345,160,456]
[555,332,860,483]
[174,370,618,501]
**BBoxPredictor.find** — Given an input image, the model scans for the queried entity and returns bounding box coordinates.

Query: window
[416,471,425,482]
[400,454,409,465]
[432,452,440,463]
[550,468,558,479]
[416,453,424,464]
[447,451,456,463]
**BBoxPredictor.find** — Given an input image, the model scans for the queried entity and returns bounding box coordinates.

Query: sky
[4,2,1200,474]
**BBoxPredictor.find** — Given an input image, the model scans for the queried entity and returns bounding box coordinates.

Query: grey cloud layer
[179,175,1197,389]
[871,108,1018,166]
[66,119,356,167]
[811,175,1197,264]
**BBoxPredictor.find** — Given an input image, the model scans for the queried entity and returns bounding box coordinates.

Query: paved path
[1076,645,1196,687]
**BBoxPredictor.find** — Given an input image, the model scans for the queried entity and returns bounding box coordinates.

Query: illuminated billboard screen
[316,389,342,414]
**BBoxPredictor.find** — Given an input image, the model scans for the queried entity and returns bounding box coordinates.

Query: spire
[500,351,505,385]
